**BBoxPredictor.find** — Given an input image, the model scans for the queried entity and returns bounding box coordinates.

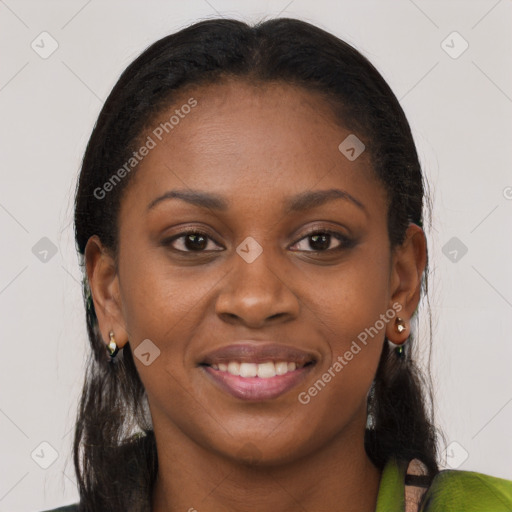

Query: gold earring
[393,317,407,359]
[395,317,406,334]
[107,330,119,358]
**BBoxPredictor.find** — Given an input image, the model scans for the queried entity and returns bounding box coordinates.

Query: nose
[214,246,300,328]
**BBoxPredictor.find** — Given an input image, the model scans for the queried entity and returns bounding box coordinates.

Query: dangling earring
[107,330,119,358]
[394,317,407,359]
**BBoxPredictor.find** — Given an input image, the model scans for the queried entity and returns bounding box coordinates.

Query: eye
[290,228,353,253]
[161,227,354,254]
[161,229,223,253]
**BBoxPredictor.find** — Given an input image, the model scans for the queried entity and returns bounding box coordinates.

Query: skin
[86,79,427,512]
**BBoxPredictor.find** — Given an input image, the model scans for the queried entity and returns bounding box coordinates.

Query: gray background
[1,0,511,510]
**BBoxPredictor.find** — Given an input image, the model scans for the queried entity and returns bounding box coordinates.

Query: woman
[44,17,512,512]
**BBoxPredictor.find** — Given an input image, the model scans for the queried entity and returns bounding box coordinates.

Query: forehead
[156,79,354,161]
[120,79,386,219]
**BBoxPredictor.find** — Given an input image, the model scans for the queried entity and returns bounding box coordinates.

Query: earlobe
[386,223,427,343]
[84,235,128,349]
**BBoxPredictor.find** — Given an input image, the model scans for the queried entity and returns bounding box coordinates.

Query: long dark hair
[73,17,442,511]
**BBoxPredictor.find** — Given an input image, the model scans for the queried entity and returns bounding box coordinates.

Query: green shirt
[376,457,512,511]
[41,457,512,511]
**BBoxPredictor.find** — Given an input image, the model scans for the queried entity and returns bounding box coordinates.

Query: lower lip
[201,364,314,401]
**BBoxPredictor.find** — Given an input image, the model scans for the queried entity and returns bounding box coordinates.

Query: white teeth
[239,362,258,377]
[227,361,240,375]
[212,360,304,378]
[257,362,276,378]
[275,361,289,375]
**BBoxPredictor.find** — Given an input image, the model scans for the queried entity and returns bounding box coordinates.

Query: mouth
[198,342,317,401]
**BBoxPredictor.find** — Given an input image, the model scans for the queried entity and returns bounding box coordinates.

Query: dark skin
[86,79,427,512]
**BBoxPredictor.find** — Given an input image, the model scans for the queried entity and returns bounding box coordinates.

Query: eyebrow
[283,188,367,216]
[146,188,367,216]
[147,190,229,212]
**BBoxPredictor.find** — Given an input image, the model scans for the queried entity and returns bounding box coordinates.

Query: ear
[385,223,427,344]
[84,235,129,349]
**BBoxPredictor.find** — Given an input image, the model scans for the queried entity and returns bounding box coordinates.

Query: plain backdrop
[1,0,511,510]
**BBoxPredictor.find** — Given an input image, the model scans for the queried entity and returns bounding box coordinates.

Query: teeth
[239,362,258,377]
[275,362,289,375]
[257,362,276,378]
[227,361,240,375]
[212,360,304,378]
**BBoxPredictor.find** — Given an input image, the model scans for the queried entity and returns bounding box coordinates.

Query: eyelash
[292,228,353,253]
[161,227,353,255]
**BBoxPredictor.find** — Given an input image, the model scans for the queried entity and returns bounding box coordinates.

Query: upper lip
[199,342,317,366]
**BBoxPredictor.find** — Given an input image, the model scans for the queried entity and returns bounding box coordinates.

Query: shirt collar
[375,456,409,512]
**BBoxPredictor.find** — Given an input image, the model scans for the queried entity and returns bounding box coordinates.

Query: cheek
[295,282,387,442]
[305,247,390,348]
[118,246,216,342]
[301,247,389,398]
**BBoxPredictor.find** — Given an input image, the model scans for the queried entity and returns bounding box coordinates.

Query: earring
[107,330,119,358]
[395,317,406,334]
[394,317,407,359]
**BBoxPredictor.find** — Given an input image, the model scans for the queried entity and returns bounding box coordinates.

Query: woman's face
[88,79,423,465]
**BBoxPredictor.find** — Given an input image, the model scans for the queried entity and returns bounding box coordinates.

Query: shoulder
[421,468,512,511]
[39,505,79,512]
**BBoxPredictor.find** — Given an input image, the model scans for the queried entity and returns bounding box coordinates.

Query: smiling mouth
[198,342,318,400]
[201,360,314,378]
[199,360,316,401]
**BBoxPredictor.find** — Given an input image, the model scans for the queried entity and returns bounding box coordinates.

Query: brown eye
[290,230,353,253]
[161,230,223,253]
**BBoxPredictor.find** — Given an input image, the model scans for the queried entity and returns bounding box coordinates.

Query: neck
[150,417,382,512]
